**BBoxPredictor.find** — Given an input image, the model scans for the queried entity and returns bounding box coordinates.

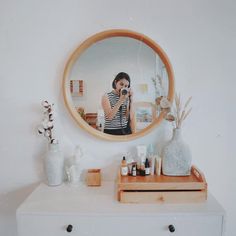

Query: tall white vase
[162,128,192,176]
[44,143,64,186]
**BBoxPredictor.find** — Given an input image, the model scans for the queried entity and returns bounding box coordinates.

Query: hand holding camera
[119,88,130,102]
[119,87,133,102]
[120,88,129,96]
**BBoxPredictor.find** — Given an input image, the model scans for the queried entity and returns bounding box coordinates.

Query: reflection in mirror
[68,37,169,134]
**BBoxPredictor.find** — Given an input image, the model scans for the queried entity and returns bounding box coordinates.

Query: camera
[120,88,129,95]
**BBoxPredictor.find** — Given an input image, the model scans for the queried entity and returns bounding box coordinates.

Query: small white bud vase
[162,128,192,176]
[44,143,64,186]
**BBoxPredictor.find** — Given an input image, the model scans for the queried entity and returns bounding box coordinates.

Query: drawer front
[94,215,223,236]
[17,214,223,236]
[17,215,92,236]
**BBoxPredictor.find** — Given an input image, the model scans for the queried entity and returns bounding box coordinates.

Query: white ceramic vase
[162,128,192,176]
[44,143,64,186]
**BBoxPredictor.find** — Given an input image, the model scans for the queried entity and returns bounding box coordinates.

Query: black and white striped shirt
[104,91,128,130]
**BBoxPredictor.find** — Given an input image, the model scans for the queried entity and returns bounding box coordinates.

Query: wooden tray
[117,166,207,203]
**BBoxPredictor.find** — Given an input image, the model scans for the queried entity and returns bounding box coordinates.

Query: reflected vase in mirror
[44,143,64,186]
[162,128,192,176]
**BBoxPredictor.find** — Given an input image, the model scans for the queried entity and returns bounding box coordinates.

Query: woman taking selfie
[101,72,134,135]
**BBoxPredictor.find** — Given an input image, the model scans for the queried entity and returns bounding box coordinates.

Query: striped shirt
[104,91,128,130]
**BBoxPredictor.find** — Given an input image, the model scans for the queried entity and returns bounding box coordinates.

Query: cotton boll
[165,114,175,122]
[42,115,48,122]
[42,120,49,129]
[37,126,45,134]
[160,97,171,109]
[51,139,58,144]
[48,105,54,114]
[44,130,50,137]
[41,101,49,108]
[47,121,53,128]
[49,113,54,121]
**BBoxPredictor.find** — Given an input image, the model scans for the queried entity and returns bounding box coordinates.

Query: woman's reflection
[101,72,135,135]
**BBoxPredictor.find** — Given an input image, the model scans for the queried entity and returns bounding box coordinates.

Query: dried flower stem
[174,93,192,128]
[38,101,57,144]
[151,74,163,98]
[183,107,192,121]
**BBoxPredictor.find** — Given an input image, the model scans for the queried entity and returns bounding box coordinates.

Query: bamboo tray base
[117,166,207,203]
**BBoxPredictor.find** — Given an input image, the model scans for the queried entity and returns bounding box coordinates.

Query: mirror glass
[63,30,174,141]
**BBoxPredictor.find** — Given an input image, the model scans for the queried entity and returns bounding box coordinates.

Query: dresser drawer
[17,214,223,236]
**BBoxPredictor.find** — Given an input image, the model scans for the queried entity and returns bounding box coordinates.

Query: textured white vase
[44,143,64,186]
[162,128,192,176]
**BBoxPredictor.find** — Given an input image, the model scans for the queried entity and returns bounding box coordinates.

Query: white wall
[0,0,235,235]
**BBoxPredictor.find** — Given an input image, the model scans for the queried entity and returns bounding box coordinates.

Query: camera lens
[121,89,128,95]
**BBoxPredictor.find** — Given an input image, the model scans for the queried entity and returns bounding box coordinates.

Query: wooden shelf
[117,165,207,203]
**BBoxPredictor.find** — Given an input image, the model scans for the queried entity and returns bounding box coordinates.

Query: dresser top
[17,182,224,216]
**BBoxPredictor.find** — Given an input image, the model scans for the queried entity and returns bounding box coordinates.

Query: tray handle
[191,165,206,183]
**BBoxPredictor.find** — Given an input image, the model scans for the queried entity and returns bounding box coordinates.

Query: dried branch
[172,93,192,128]
[37,101,57,144]
[151,74,164,98]
[183,108,192,121]
[183,96,192,110]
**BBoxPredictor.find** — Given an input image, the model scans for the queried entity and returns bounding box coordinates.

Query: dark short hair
[112,72,131,89]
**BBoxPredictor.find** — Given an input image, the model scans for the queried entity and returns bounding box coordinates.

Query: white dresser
[16,182,225,236]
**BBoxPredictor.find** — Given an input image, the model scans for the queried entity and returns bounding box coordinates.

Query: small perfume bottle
[132,164,137,176]
[145,158,150,175]
[120,156,128,176]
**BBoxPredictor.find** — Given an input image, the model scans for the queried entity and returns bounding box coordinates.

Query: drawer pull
[66,224,73,233]
[168,224,175,233]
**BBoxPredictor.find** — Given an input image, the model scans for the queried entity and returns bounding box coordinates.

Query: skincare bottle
[132,165,137,176]
[120,156,128,176]
[155,157,162,176]
[136,162,141,176]
[137,145,147,165]
[148,144,155,175]
[127,155,134,176]
[140,162,146,176]
[145,158,150,175]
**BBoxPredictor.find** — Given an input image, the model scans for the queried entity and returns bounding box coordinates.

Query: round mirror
[63,29,174,141]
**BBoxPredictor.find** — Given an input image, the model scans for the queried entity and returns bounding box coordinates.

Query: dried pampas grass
[174,93,192,128]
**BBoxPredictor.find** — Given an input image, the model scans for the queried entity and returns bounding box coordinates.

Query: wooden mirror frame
[63,29,175,141]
